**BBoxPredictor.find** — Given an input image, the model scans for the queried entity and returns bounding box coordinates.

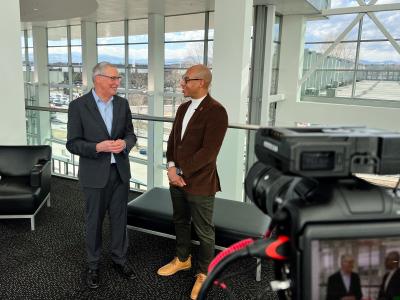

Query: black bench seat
[127,187,270,280]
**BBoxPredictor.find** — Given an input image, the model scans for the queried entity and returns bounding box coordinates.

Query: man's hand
[96,139,126,154]
[167,167,186,187]
[111,139,126,153]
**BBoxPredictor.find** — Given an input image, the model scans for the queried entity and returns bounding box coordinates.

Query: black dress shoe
[86,269,99,289]
[112,263,136,280]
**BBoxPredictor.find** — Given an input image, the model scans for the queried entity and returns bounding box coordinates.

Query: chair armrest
[30,160,51,187]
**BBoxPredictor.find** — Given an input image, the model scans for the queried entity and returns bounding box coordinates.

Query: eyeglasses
[180,77,202,84]
[97,74,123,81]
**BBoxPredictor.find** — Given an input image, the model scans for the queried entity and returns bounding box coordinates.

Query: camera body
[255,126,400,177]
[246,126,400,300]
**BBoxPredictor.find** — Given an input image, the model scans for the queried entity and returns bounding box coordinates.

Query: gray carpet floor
[0,176,278,299]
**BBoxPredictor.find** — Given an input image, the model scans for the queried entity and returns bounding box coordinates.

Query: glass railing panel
[130,161,147,191]
[132,119,148,161]
[26,109,52,146]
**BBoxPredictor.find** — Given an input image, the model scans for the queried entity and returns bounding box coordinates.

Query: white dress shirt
[340,270,351,292]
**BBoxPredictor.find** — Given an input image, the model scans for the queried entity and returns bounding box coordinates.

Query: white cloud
[330,0,359,8]
[165,42,204,62]
[375,0,400,4]
[359,47,400,62]
[306,14,359,41]
[165,30,205,42]
[128,47,148,63]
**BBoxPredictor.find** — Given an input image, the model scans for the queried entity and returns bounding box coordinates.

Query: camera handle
[198,233,291,300]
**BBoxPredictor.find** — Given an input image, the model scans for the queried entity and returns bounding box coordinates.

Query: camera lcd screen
[300,151,335,171]
[309,237,400,300]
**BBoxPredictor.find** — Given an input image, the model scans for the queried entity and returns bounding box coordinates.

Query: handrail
[25,105,260,131]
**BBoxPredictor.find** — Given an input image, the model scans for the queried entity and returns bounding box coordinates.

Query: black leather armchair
[0,145,51,230]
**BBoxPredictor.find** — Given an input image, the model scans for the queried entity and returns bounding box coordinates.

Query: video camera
[245,126,400,300]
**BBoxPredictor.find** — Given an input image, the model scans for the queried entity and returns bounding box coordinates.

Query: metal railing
[25,105,261,130]
[26,105,260,194]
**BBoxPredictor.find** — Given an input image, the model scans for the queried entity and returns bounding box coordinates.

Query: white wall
[0,1,26,144]
[213,0,253,201]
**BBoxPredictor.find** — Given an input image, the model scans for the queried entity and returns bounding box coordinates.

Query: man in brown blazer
[157,64,228,300]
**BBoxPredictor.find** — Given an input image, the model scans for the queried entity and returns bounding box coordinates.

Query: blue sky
[305,1,400,63]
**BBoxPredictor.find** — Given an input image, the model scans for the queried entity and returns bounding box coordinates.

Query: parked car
[139,148,166,157]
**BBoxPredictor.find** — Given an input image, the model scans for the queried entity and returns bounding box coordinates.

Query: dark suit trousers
[82,165,129,270]
[170,186,215,274]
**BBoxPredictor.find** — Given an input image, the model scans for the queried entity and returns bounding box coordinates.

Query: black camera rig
[198,127,400,300]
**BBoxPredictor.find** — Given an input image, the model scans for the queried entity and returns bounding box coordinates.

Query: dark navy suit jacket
[326,271,362,300]
[66,91,136,188]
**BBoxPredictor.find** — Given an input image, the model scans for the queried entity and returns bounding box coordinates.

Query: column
[212,0,253,201]
[275,15,306,126]
[0,1,26,144]
[81,21,97,92]
[147,13,165,188]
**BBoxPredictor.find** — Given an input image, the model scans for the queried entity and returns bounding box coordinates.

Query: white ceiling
[254,0,323,15]
[20,0,320,29]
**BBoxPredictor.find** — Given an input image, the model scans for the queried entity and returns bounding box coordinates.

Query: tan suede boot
[157,256,191,276]
[190,273,207,300]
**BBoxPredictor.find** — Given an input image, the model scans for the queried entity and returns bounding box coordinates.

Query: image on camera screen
[310,238,400,300]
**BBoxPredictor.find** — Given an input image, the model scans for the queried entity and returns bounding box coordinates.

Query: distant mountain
[48,53,201,66]
[359,59,400,65]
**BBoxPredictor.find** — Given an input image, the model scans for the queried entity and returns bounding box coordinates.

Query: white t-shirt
[181,95,206,139]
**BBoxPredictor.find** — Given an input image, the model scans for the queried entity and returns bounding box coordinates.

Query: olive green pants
[170,186,215,274]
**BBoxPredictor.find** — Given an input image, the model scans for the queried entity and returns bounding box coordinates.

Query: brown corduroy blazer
[166,94,228,196]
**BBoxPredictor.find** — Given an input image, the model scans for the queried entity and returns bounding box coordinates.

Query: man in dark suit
[156,64,228,300]
[67,62,137,289]
[326,254,362,300]
[378,251,400,300]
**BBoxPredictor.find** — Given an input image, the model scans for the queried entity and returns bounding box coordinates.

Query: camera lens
[245,161,294,215]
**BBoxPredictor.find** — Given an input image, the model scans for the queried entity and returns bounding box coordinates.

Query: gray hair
[92,61,115,82]
[341,254,354,264]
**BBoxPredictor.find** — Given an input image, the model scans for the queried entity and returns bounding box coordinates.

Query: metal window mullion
[125,19,129,94]
[300,13,364,85]
[246,5,267,185]
[24,30,30,79]
[352,17,363,98]
[367,13,400,56]
[67,26,73,100]
[203,11,209,65]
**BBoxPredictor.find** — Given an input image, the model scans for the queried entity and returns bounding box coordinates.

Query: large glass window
[271,15,282,95]
[22,29,39,145]
[48,25,83,108]
[47,25,83,168]
[127,18,149,119]
[302,6,400,102]
[97,19,149,111]
[164,12,213,118]
[22,30,35,101]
